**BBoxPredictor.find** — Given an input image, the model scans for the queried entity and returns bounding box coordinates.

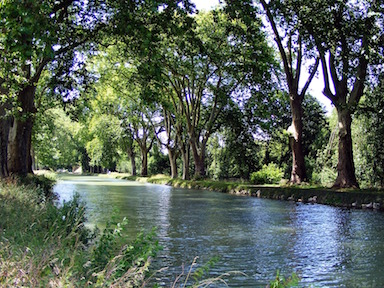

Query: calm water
[54,176,384,287]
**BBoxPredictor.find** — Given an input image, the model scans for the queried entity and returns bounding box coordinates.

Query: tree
[33,108,83,170]
[0,0,106,176]
[86,114,122,171]
[158,10,274,178]
[120,120,138,176]
[245,89,328,179]
[354,79,384,187]
[260,0,319,184]
[291,0,384,188]
[0,0,196,177]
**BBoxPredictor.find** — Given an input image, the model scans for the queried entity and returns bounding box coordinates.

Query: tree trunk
[128,147,136,176]
[80,148,91,173]
[140,148,148,176]
[180,143,190,180]
[0,104,11,178]
[168,148,178,179]
[8,85,36,176]
[333,106,359,188]
[190,138,205,178]
[288,96,307,184]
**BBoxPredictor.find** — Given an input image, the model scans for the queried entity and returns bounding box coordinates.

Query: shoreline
[111,174,384,211]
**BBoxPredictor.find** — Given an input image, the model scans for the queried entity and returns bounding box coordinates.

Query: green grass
[0,178,159,287]
[116,173,384,210]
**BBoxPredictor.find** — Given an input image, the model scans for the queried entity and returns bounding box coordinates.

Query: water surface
[54,176,384,287]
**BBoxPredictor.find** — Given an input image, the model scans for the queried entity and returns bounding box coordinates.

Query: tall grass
[0,179,159,287]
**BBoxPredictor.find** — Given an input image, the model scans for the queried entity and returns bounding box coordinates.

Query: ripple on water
[54,177,384,287]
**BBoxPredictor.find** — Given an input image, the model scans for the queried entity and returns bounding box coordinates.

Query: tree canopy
[1,0,383,189]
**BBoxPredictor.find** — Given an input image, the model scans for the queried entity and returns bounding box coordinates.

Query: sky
[192,0,333,114]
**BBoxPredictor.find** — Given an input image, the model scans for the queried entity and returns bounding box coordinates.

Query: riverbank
[114,174,384,211]
[1,175,298,287]
[0,176,158,287]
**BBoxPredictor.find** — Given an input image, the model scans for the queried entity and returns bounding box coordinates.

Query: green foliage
[12,173,56,199]
[191,256,220,282]
[87,114,122,170]
[311,109,338,186]
[0,0,105,108]
[33,108,83,170]
[353,80,384,188]
[148,144,170,175]
[0,182,160,287]
[269,270,299,288]
[90,217,160,286]
[250,163,284,184]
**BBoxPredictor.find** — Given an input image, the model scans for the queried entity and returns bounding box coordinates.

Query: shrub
[311,167,337,187]
[17,173,56,200]
[250,163,283,184]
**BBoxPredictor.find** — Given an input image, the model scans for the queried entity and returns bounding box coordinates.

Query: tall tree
[260,0,319,184]
[225,0,319,183]
[0,0,195,177]
[0,0,106,176]
[291,0,383,188]
[159,10,275,177]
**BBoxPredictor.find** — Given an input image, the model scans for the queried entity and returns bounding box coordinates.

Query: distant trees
[154,10,275,178]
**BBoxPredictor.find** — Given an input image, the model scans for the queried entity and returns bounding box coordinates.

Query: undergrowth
[0,179,160,287]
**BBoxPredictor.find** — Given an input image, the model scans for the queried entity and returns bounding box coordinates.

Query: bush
[17,173,56,200]
[311,167,337,187]
[250,163,283,184]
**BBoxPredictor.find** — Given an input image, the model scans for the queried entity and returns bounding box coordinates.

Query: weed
[268,270,300,288]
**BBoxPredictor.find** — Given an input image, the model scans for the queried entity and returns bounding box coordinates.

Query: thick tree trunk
[80,148,91,173]
[128,147,136,176]
[8,85,36,176]
[333,107,359,188]
[0,104,11,178]
[288,96,307,184]
[168,148,178,179]
[194,156,205,178]
[180,143,190,180]
[190,138,205,178]
[140,148,148,176]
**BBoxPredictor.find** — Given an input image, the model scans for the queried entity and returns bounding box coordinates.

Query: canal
[54,175,384,287]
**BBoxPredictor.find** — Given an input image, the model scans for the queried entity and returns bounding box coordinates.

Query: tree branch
[260,0,293,91]
[300,56,320,99]
[294,35,302,94]
[349,53,368,107]
[320,52,336,102]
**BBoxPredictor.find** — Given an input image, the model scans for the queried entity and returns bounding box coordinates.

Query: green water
[54,176,384,287]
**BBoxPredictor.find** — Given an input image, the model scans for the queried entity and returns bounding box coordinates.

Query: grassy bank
[115,174,384,211]
[0,176,159,287]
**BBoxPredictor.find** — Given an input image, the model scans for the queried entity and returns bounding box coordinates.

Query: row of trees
[1,0,383,188]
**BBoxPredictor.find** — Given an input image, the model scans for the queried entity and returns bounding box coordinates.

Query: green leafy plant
[250,163,284,184]
[269,270,299,288]
[0,180,161,287]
